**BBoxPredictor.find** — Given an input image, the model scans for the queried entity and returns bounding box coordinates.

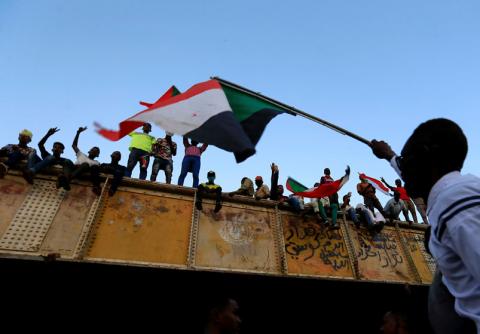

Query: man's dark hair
[53,142,65,149]
[406,118,467,173]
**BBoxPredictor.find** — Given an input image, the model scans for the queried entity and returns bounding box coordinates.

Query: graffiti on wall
[282,215,353,277]
[356,230,403,269]
[195,205,278,272]
[352,226,412,282]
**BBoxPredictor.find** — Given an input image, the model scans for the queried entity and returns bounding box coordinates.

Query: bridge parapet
[0,170,434,285]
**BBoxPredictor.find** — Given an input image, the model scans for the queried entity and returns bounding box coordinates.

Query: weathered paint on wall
[40,183,98,257]
[349,225,412,282]
[401,229,435,283]
[87,190,192,266]
[282,213,354,278]
[0,173,434,284]
[194,203,280,273]
[0,176,30,238]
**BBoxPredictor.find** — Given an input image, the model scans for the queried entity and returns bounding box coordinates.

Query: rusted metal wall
[86,188,192,267]
[0,176,30,238]
[193,202,280,273]
[348,225,412,282]
[401,229,435,283]
[0,172,434,285]
[282,213,354,279]
[40,183,98,257]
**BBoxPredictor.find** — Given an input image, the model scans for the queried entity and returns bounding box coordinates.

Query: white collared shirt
[426,171,480,329]
[390,156,480,328]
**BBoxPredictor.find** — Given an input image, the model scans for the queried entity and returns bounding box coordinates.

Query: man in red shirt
[381,177,417,224]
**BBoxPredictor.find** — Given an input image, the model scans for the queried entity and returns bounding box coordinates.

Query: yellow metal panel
[349,225,413,282]
[401,229,435,283]
[0,179,64,252]
[40,183,98,257]
[0,176,30,237]
[282,214,354,278]
[194,203,280,273]
[87,190,192,266]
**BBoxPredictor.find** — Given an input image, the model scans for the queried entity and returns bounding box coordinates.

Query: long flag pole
[212,76,371,146]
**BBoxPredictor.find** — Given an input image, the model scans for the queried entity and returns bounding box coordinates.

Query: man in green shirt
[125,123,156,180]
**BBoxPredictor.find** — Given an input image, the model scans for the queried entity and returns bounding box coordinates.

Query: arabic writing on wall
[356,230,404,269]
[284,221,350,271]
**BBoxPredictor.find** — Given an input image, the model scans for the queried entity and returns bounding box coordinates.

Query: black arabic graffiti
[356,231,403,268]
[285,221,349,271]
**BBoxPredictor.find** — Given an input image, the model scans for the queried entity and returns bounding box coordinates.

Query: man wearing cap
[22,127,66,184]
[254,176,270,200]
[150,132,177,184]
[125,123,156,180]
[0,129,38,178]
[196,171,222,213]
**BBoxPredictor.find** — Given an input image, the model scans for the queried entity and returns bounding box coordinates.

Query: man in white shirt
[383,191,406,222]
[371,118,479,333]
[57,126,100,193]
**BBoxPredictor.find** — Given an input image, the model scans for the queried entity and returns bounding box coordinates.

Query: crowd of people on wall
[0,123,427,233]
[0,118,479,332]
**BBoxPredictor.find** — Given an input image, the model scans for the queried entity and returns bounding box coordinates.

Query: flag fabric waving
[139,86,181,108]
[285,177,309,193]
[94,85,181,141]
[286,166,350,198]
[358,173,392,196]
[95,79,287,163]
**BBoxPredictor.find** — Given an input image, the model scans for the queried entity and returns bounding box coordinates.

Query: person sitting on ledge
[254,175,270,200]
[228,177,254,198]
[94,151,126,197]
[57,126,100,194]
[22,127,65,184]
[196,171,222,213]
[0,129,37,178]
[383,191,406,223]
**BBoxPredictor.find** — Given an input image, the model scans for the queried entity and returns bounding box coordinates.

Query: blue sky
[1,0,479,213]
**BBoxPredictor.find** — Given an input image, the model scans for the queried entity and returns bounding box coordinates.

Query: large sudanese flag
[95,85,181,141]
[95,79,289,163]
[286,166,350,198]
